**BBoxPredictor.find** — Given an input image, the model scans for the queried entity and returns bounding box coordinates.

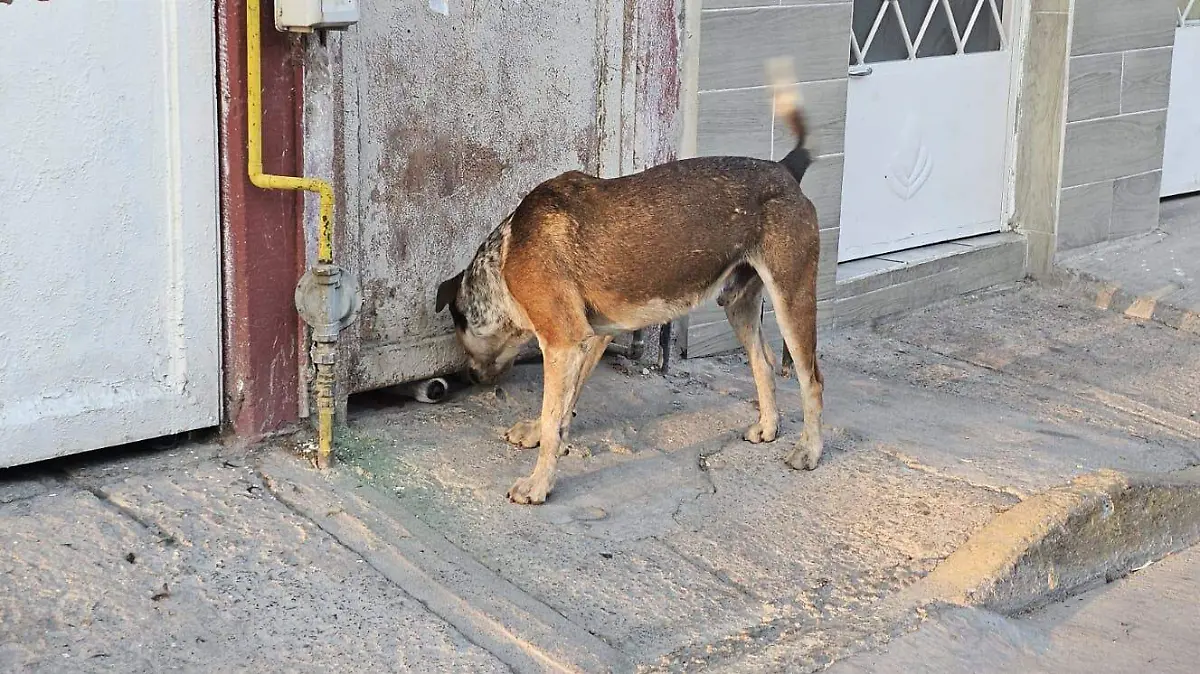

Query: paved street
[828,544,1200,674]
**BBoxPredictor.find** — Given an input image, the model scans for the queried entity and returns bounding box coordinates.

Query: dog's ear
[435,272,464,313]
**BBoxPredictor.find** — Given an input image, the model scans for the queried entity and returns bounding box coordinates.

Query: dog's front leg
[506,337,596,504]
[505,334,612,449]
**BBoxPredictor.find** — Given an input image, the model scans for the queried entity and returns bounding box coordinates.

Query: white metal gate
[0,1,221,468]
[1162,0,1200,197]
[839,0,1013,261]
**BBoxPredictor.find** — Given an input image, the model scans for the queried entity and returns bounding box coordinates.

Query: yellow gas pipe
[246,0,333,265]
[246,0,341,467]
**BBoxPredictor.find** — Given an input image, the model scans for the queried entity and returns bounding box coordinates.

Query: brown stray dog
[435,58,823,504]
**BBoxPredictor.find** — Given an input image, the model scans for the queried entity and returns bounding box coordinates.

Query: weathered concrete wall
[303,0,682,393]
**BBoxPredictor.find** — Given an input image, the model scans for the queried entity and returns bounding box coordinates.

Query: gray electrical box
[275,0,359,32]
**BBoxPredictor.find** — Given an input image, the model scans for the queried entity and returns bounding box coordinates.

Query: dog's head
[436,269,528,385]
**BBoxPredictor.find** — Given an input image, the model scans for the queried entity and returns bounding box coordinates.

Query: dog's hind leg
[505,334,613,450]
[754,224,824,470]
[760,330,794,378]
[778,340,795,378]
[729,268,792,381]
[722,267,779,444]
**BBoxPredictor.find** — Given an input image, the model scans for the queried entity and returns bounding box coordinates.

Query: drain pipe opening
[396,377,450,404]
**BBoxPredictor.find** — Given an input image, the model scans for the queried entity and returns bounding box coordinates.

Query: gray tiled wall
[1058,0,1177,251]
[686,1,852,357]
[694,1,851,299]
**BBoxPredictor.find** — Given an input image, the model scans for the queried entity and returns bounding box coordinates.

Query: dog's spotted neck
[460,215,521,333]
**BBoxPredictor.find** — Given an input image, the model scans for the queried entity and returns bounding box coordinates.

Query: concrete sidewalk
[308,280,1198,672]
[0,443,505,672]
[1057,194,1200,332]
[2,279,1198,672]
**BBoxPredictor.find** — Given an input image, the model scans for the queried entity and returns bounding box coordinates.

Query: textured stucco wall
[303,0,682,392]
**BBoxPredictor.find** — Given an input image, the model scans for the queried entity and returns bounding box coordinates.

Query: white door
[1162,0,1200,197]
[0,1,221,468]
[839,0,1013,261]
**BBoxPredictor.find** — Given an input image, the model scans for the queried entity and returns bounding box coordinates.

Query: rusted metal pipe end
[659,322,673,374]
[310,343,338,469]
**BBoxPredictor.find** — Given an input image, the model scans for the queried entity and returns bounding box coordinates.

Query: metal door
[329,2,627,392]
[0,1,221,468]
[839,0,1013,261]
[1162,0,1200,197]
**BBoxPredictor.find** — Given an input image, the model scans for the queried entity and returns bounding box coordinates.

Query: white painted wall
[0,1,222,467]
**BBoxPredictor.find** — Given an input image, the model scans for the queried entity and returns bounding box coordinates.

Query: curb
[666,468,1200,673]
[911,467,1200,615]
[1045,268,1200,335]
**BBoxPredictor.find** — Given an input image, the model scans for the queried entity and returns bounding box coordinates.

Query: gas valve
[294,264,362,343]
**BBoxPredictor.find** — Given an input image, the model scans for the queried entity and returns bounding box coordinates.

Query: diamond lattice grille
[1180,0,1199,27]
[851,0,1007,65]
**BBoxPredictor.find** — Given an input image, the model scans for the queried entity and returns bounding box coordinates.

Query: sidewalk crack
[69,480,183,547]
[874,445,1026,502]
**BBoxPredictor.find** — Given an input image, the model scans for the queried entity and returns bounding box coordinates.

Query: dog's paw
[784,431,822,470]
[784,448,819,470]
[507,474,551,505]
[744,421,779,444]
[504,419,541,449]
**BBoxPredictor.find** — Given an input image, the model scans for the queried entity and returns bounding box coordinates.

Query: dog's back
[503,65,816,326]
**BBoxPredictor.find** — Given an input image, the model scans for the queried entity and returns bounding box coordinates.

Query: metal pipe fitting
[627,329,647,361]
[248,0,360,469]
[311,344,337,469]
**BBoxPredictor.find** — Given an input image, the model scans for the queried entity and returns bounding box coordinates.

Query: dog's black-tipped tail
[766,57,812,184]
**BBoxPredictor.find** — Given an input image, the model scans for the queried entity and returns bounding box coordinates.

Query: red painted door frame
[216,0,305,439]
